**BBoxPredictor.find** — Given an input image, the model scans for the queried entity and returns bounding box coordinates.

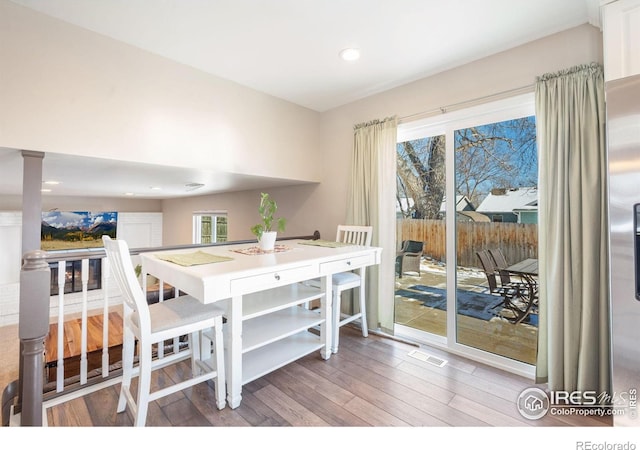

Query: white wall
[0,0,321,184]
[0,211,163,326]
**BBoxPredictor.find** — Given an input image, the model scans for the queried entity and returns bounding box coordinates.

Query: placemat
[298,239,353,248]
[155,251,234,266]
[232,244,291,255]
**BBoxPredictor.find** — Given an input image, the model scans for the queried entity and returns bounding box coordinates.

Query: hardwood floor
[27,326,611,428]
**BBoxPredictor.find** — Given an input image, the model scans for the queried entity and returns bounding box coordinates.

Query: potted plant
[250,192,286,251]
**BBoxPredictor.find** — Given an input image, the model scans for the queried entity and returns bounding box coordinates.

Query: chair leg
[117,327,135,413]
[134,342,152,427]
[331,288,341,354]
[190,331,201,376]
[213,317,226,410]
[358,282,368,338]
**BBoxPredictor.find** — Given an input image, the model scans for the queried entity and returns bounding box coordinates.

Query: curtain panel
[535,63,611,397]
[347,117,397,332]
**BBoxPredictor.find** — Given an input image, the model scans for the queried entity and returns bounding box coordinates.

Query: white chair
[102,236,226,426]
[330,225,373,353]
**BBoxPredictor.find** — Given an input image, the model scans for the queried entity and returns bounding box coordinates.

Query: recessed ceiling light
[339,48,360,62]
[43,180,60,185]
[124,192,135,196]
[150,186,162,190]
[41,188,51,193]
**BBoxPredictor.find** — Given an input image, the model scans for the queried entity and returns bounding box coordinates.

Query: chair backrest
[336,225,372,246]
[102,236,150,328]
[476,250,498,293]
[488,248,508,269]
[488,248,512,285]
[401,240,424,254]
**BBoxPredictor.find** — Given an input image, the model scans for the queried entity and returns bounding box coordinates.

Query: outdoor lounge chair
[396,240,424,278]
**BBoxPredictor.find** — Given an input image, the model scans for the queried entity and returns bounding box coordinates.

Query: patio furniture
[476,250,534,324]
[488,248,527,287]
[396,240,424,278]
[103,236,226,426]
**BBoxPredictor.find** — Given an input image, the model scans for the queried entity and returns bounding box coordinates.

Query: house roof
[396,195,474,214]
[457,211,491,222]
[476,187,538,213]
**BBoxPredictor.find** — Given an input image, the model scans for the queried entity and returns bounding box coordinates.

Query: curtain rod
[398,83,534,124]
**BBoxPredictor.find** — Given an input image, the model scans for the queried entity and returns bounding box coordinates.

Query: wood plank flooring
[40,325,612,428]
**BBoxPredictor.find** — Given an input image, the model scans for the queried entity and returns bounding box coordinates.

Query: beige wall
[0,0,321,183]
[159,24,603,246]
[309,23,604,239]
[0,0,604,249]
[161,184,320,245]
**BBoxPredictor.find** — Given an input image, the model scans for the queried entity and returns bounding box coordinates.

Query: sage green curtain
[347,117,398,332]
[535,63,611,397]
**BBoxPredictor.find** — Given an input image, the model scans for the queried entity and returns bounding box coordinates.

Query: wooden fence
[397,219,538,268]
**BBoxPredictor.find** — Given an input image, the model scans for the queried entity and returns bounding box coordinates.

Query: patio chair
[395,240,424,278]
[476,250,531,324]
[488,248,527,288]
[102,236,226,426]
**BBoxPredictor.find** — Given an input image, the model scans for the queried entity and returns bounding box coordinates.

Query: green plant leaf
[250,192,286,238]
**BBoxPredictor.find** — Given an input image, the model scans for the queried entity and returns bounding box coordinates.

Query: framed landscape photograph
[41,211,118,251]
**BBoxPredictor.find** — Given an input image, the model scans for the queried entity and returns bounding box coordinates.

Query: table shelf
[242,306,323,353]
[242,283,324,319]
[242,331,324,385]
[239,282,326,383]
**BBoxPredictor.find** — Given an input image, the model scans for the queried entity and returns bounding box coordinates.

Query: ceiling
[4,0,600,199]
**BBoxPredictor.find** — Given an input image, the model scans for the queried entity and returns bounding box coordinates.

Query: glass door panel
[395,135,447,337]
[454,116,538,365]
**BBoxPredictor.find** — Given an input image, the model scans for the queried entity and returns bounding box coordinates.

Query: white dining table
[140,239,382,409]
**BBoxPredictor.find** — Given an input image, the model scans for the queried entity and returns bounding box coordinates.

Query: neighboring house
[438,195,490,221]
[476,187,539,223]
[396,195,489,222]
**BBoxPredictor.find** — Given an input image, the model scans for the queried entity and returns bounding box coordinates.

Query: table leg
[505,275,537,325]
[321,275,332,360]
[226,295,242,408]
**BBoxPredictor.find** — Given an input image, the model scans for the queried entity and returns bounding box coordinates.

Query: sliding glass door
[394,94,539,374]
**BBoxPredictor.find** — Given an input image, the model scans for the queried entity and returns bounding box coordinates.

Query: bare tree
[396,136,445,219]
[396,116,536,219]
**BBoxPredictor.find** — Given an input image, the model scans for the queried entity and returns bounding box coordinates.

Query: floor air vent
[408,350,448,367]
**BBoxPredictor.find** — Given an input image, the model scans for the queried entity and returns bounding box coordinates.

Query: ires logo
[517,387,637,420]
[548,390,600,405]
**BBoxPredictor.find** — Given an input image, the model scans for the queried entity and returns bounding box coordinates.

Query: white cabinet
[238,283,325,384]
[602,0,640,81]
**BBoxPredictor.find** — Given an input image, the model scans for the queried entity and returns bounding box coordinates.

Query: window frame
[192,211,228,244]
[395,92,537,379]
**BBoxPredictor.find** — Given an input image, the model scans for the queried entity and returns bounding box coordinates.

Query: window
[49,259,102,295]
[193,212,228,244]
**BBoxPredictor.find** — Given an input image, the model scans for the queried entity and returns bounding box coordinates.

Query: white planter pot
[259,231,277,251]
